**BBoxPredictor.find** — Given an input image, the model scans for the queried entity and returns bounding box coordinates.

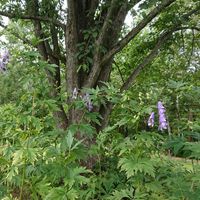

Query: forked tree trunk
[65,0,128,119]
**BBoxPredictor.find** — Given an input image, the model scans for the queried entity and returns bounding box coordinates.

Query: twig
[113,60,125,83]
[0,11,66,30]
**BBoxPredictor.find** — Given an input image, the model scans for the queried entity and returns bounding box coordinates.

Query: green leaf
[108,188,135,200]
[12,149,24,165]
[67,131,74,151]
[118,157,155,178]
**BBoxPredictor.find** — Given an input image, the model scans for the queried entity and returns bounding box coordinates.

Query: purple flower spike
[157,101,168,131]
[148,112,154,127]
[72,88,78,99]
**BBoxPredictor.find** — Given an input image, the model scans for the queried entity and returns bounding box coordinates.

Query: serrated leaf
[108,188,134,200]
[67,130,74,150]
[118,157,155,178]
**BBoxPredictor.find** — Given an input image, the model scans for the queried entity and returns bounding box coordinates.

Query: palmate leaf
[145,181,164,194]
[12,147,40,165]
[64,166,92,188]
[68,123,95,136]
[66,131,74,150]
[67,189,79,200]
[166,136,186,156]
[191,170,200,182]
[25,147,40,164]
[60,131,83,153]
[12,149,24,165]
[183,142,200,159]
[108,188,135,200]
[0,184,7,199]
[118,157,155,178]
[31,178,51,199]
[5,166,19,183]
[85,112,101,125]
[45,187,78,200]
[0,157,9,165]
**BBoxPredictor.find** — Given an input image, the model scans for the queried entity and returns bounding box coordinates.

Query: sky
[0,16,9,43]
[125,12,134,28]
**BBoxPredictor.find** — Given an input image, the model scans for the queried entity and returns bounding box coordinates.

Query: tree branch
[0,11,65,29]
[97,0,122,45]
[94,1,130,86]
[65,0,81,124]
[120,30,173,91]
[85,0,122,87]
[120,26,199,92]
[0,21,67,64]
[101,0,176,65]
[84,0,175,88]
[84,1,130,88]
[113,60,125,83]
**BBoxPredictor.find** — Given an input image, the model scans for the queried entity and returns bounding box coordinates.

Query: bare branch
[0,11,65,29]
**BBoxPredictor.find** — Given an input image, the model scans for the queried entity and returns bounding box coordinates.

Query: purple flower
[148,112,154,127]
[72,88,78,99]
[83,93,93,112]
[157,101,168,131]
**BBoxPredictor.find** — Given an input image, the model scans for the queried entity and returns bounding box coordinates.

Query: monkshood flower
[157,101,168,131]
[148,112,155,127]
[83,93,93,111]
[72,87,78,99]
